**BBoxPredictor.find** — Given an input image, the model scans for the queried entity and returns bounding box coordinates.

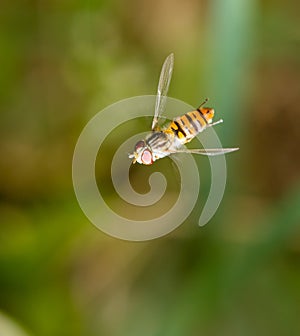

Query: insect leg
[207,119,223,127]
[197,97,209,109]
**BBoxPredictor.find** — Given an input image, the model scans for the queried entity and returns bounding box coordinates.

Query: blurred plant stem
[205,0,256,144]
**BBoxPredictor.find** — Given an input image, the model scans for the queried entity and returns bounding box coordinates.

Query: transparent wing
[167,147,239,156]
[151,53,174,130]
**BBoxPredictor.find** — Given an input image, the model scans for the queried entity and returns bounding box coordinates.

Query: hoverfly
[129,53,239,165]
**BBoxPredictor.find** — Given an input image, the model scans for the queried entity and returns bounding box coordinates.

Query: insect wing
[167,147,239,156]
[151,53,174,130]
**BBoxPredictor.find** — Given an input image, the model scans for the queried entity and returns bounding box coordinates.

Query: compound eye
[134,140,145,151]
[141,149,153,165]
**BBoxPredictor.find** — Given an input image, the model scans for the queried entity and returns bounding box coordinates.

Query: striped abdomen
[165,107,215,144]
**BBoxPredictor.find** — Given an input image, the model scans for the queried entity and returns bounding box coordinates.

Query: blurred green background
[1,0,300,335]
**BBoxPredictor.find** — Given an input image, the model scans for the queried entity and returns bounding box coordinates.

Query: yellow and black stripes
[168,120,186,140]
[164,107,215,144]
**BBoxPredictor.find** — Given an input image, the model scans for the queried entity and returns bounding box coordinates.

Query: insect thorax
[145,131,172,152]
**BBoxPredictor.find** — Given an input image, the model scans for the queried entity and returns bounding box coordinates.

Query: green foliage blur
[1,0,300,335]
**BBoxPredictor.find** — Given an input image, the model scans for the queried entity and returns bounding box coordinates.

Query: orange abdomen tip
[198,107,215,124]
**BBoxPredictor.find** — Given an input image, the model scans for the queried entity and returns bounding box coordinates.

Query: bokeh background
[1,0,300,335]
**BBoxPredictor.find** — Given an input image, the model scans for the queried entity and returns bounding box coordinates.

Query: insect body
[129,54,238,165]
[165,104,215,144]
